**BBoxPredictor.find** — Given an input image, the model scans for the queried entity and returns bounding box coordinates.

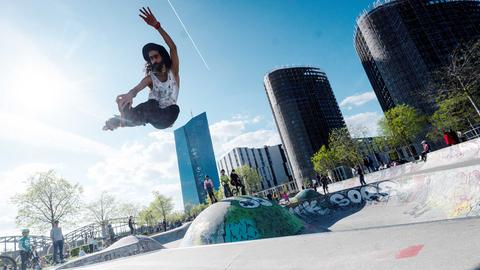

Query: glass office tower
[174,112,219,208]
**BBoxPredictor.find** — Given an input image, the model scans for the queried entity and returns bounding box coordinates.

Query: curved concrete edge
[329,138,480,192]
[284,138,480,231]
[151,222,191,245]
[57,235,164,269]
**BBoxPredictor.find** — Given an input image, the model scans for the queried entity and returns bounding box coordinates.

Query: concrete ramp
[61,217,480,270]
[64,139,480,269]
[151,222,191,245]
[57,235,164,269]
[288,138,480,231]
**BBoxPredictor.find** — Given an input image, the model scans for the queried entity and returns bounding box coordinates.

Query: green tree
[328,127,362,167]
[150,192,174,229]
[117,202,141,219]
[138,207,156,227]
[433,39,480,117]
[379,105,426,157]
[236,165,262,194]
[311,145,338,176]
[167,211,185,224]
[85,191,118,226]
[372,136,402,162]
[372,136,390,153]
[12,170,83,232]
[184,203,208,219]
[428,93,478,141]
[425,40,480,139]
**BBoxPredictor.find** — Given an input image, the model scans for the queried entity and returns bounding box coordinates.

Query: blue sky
[0,0,383,234]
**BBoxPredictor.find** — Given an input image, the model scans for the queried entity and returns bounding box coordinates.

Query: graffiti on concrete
[181,196,304,246]
[224,196,303,242]
[236,197,273,208]
[289,166,480,224]
[225,218,259,242]
[403,170,480,219]
[329,180,398,207]
[288,180,400,218]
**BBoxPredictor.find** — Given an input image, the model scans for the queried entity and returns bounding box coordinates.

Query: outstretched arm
[117,76,152,109]
[139,7,180,85]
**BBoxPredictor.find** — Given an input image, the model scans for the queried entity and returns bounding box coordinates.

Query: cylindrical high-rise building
[355,0,480,114]
[264,66,345,188]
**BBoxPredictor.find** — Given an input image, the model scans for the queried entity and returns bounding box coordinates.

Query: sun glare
[6,59,69,115]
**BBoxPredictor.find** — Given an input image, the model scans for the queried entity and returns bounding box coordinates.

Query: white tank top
[148,70,179,108]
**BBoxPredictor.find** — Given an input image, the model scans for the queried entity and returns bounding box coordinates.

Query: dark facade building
[354,0,480,114]
[174,112,219,208]
[264,66,346,188]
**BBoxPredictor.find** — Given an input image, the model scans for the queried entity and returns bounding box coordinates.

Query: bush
[82,245,90,253]
[69,244,92,257]
[70,247,80,257]
[43,254,53,262]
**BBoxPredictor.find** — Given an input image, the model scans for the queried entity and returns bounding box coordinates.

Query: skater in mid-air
[104,7,180,131]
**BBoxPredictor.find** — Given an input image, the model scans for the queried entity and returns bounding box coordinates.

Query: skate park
[52,137,480,270]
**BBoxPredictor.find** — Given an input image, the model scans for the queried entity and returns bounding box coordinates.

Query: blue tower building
[174,112,219,208]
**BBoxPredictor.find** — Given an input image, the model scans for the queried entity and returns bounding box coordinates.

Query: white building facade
[217,144,296,192]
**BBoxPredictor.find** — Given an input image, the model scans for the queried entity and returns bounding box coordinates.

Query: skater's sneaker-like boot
[103,115,123,131]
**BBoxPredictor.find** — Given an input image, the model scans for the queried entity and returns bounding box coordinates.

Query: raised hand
[139,7,159,28]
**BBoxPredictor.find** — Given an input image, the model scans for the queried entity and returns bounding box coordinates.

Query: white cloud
[209,116,281,158]
[0,107,382,235]
[217,130,281,156]
[230,114,263,124]
[0,115,281,236]
[345,111,383,138]
[340,91,377,109]
[83,116,280,214]
[0,112,116,157]
[209,120,246,140]
[232,114,250,120]
[86,130,182,210]
[0,163,59,236]
[251,115,263,124]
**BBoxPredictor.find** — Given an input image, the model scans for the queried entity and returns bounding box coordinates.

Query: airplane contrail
[167,0,210,71]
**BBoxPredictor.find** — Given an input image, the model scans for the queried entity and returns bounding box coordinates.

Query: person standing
[203,175,217,203]
[421,140,430,162]
[457,131,465,143]
[443,131,454,146]
[366,156,375,172]
[272,192,279,202]
[19,228,32,270]
[50,220,65,264]
[315,174,321,189]
[128,216,135,235]
[321,175,329,194]
[356,165,366,186]
[220,169,233,198]
[162,220,167,232]
[363,157,370,173]
[449,129,459,145]
[108,223,115,243]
